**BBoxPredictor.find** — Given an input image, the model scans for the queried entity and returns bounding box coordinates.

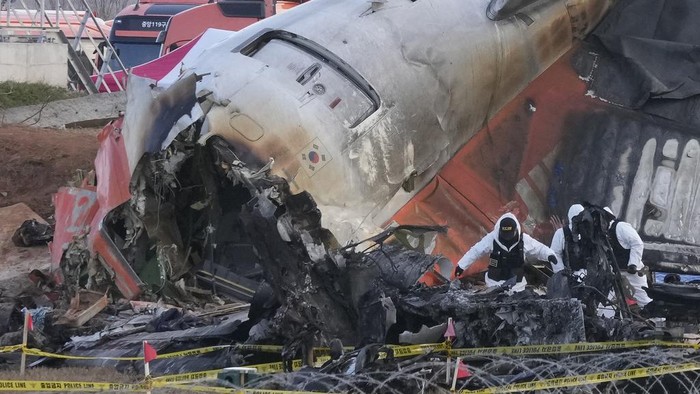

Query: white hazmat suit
[605,208,652,308]
[549,204,584,275]
[456,213,556,291]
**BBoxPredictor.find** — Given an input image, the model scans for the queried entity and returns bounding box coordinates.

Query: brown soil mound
[0,126,100,219]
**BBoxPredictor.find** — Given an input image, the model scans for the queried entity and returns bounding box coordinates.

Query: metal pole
[450,357,460,391]
[143,341,152,394]
[604,239,633,319]
[39,0,44,29]
[20,311,29,376]
[72,10,88,50]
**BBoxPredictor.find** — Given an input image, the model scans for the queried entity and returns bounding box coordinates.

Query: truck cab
[108,0,210,68]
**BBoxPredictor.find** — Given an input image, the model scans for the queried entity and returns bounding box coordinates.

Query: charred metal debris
[50,121,607,347]
[3,114,690,389]
[12,219,53,247]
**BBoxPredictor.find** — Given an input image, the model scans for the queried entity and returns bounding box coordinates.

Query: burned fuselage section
[104,134,270,302]
[54,112,603,352]
[51,0,619,303]
[55,108,434,346]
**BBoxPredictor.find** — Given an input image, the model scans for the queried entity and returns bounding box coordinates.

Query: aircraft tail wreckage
[27,0,700,390]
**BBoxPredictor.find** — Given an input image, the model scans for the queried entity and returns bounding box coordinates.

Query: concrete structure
[0,42,68,87]
[0,91,126,129]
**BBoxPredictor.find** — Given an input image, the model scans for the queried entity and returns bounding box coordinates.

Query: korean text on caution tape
[0,380,149,392]
[152,369,222,384]
[449,339,683,357]
[156,345,231,359]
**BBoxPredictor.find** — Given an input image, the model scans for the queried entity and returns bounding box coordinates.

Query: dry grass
[0,366,137,383]
[0,81,81,109]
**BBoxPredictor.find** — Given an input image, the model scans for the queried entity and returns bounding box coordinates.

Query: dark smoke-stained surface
[580,0,700,126]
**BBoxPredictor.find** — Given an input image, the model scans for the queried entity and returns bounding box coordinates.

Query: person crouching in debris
[547,204,603,306]
[603,207,653,308]
[454,213,558,292]
[549,204,586,278]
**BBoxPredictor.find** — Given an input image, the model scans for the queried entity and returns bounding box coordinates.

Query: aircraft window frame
[235,29,380,128]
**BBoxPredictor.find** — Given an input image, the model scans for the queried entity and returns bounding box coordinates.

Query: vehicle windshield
[109,42,161,69]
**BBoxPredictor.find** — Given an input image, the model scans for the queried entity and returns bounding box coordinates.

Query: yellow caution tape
[461,362,700,393]
[0,380,149,392]
[152,369,222,384]
[22,348,143,361]
[238,342,447,355]
[0,378,339,393]
[0,363,696,392]
[13,338,700,363]
[152,355,337,383]
[251,356,332,374]
[153,342,445,383]
[449,339,693,357]
[231,339,688,359]
[0,345,21,353]
[235,344,285,352]
[11,338,698,388]
[156,345,231,359]
[236,339,694,359]
[656,340,700,349]
[250,343,442,374]
[22,345,230,361]
[391,343,446,356]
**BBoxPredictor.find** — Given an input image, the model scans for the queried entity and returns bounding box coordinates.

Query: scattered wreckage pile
[2,119,699,393]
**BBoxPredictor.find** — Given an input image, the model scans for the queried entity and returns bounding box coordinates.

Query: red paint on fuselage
[391,46,607,284]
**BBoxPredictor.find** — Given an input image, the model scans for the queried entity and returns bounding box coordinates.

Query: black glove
[627,265,638,275]
[547,255,557,266]
[454,266,464,277]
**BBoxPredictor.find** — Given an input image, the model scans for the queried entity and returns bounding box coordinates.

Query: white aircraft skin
[123,0,614,244]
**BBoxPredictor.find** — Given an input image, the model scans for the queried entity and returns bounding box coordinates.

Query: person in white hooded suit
[603,207,653,308]
[454,213,557,291]
[549,203,652,312]
[549,204,586,276]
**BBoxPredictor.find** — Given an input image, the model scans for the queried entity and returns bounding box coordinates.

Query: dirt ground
[0,125,100,220]
[0,125,100,303]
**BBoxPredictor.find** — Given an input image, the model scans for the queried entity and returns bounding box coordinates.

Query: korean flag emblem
[300,138,332,177]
